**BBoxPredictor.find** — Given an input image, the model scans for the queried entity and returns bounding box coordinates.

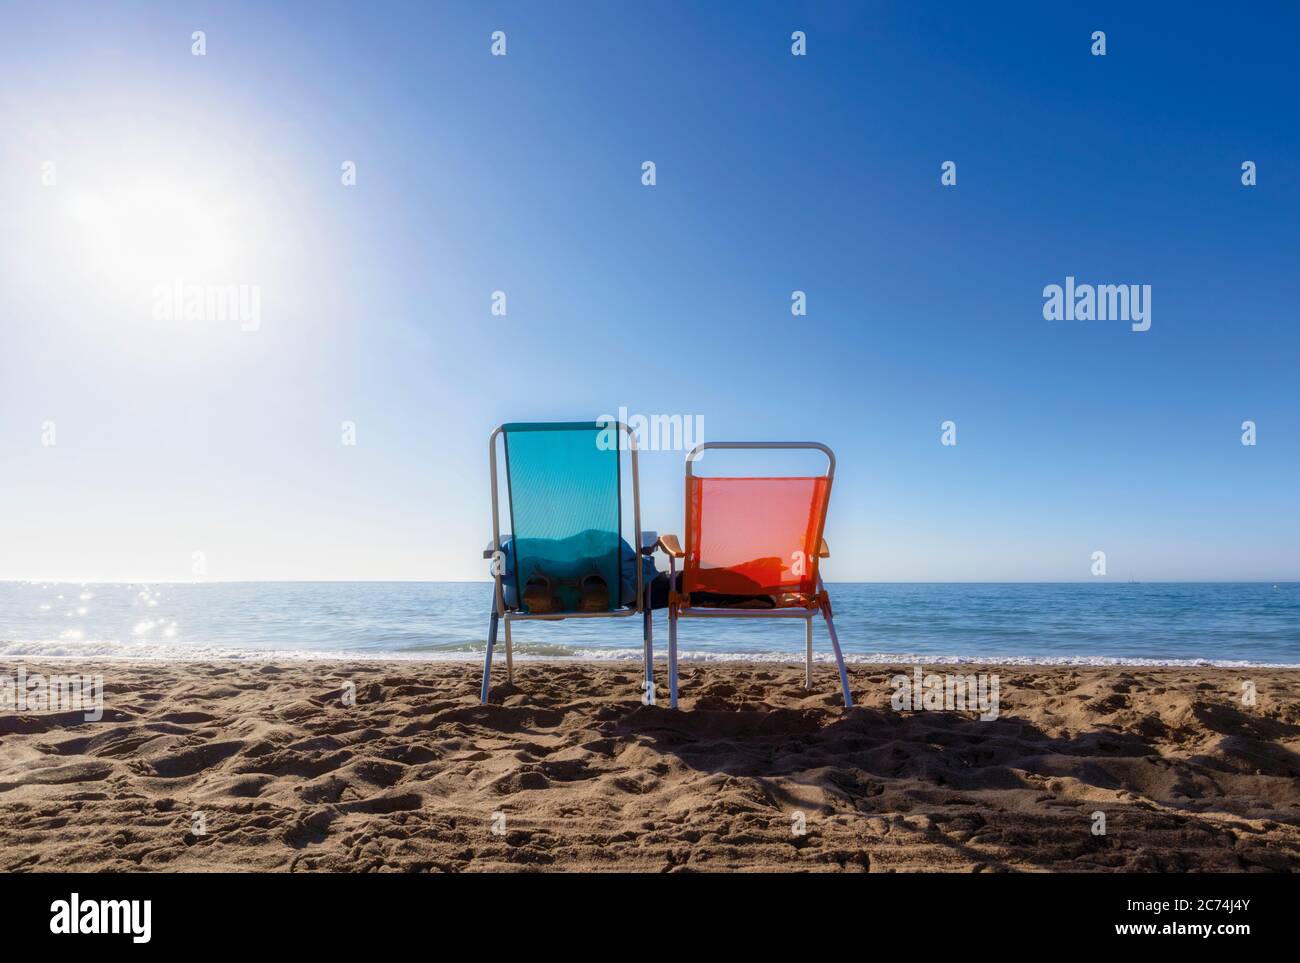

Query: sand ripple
[2,660,1299,872]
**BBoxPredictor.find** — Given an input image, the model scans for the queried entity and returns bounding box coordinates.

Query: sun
[63,180,239,297]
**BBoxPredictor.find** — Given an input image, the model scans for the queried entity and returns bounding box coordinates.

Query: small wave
[386,640,583,658]
[566,649,1300,668]
[0,639,246,660]
[0,638,445,662]
[2,638,1298,668]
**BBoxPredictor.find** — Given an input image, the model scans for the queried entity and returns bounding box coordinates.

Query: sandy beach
[2,659,1299,872]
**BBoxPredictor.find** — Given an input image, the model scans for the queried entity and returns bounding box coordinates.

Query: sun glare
[63,181,240,297]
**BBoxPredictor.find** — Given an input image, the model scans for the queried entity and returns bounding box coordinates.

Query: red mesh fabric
[685,476,830,602]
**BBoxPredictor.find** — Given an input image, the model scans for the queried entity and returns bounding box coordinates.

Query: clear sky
[2,1,1297,583]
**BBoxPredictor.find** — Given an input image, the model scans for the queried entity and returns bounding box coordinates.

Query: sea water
[2,581,1298,667]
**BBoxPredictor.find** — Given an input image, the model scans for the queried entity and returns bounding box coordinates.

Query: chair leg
[504,618,513,685]
[481,606,499,705]
[805,617,813,689]
[822,606,853,708]
[668,604,679,709]
[642,606,655,705]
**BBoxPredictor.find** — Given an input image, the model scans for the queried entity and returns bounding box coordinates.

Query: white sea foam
[2,638,1297,669]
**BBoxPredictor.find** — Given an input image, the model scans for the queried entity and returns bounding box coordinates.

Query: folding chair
[480,421,657,704]
[657,441,852,708]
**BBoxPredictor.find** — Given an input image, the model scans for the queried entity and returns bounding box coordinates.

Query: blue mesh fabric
[492,535,659,609]
[502,422,623,613]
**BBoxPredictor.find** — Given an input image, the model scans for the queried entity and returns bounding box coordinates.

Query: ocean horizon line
[4,578,1299,587]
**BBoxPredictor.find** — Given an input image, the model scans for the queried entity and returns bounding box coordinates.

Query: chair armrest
[482,540,499,560]
[818,538,830,558]
[657,534,685,558]
[639,531,659,555]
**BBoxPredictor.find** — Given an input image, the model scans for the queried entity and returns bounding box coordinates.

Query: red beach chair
[656,442,852,708]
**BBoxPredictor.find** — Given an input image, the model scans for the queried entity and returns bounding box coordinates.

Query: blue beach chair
[480,421,658,704]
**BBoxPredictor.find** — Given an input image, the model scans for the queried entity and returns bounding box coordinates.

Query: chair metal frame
[662,441,852,709]
[480,421,656,704]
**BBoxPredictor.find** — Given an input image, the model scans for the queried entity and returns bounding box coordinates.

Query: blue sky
[1,1,1297,582]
